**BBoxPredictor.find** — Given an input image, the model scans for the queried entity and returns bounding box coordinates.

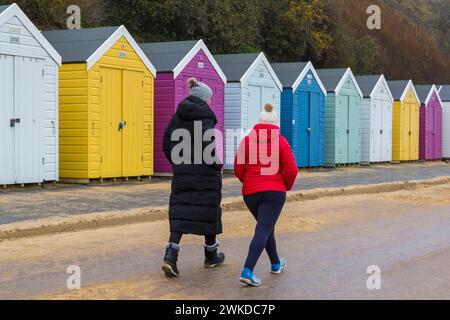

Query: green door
[348,95,360,163]
[339,95,350,164]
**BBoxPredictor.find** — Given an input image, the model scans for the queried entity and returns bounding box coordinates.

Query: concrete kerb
[1,176,450,242]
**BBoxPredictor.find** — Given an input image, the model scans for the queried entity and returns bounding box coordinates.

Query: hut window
[119,51,126,58]
[198,62,204,69]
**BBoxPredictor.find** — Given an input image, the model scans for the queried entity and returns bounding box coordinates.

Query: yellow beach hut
[387,80,420,162]
[43,26,156,182]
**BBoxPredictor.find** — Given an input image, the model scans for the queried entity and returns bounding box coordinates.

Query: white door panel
[248,85,261,129]
[14,57,44,184]
[0,54,15,184]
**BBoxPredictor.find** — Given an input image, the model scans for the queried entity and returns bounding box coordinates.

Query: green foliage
[259,0,334,62]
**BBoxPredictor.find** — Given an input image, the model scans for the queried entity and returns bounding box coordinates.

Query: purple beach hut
[140,40,227,173]
[416,85,443,160]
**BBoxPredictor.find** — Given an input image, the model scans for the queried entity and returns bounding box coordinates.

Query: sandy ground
[1,182,450,299]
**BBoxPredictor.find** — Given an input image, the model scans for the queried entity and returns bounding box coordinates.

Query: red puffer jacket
[234,123,298,196]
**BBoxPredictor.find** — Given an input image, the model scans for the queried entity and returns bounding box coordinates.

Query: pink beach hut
[140,40,227,173]
[416,85,443,160]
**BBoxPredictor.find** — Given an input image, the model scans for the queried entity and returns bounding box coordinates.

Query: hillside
[1,0,449,83]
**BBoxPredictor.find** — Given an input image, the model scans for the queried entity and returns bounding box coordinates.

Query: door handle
[380,129,383,134]
[409,130,412,135]
[10,118,20,127]
[118,121,127,131]
[307,128,312,133]
[346,128,350,134]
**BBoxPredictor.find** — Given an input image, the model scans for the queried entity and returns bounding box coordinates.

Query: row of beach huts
[1,3,450,185]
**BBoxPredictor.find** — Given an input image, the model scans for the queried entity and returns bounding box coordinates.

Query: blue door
[297,91,310,167]
[309,92,320,166]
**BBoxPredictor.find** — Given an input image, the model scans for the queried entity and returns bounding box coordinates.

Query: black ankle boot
[204,241,225,268]
[162,243,180,277]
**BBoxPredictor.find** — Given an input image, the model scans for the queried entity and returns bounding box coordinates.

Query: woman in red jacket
[234,103,298,287]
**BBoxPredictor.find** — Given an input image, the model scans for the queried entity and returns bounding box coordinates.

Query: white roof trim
[335,68,363,98]
[292,61,327,96]
[370,74,394,102]
[239,52,283,91]
[424,85,443,108]
[172,39,227,83]
[0,3,61,65]
[400,80,420,104]
[85,25,156,76]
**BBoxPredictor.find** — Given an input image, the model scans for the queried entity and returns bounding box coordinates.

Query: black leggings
[169,232,217,246]
[243,191,286,271]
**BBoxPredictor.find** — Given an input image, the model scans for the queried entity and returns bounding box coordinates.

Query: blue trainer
[240,267,262,287]
[271,257,287,274]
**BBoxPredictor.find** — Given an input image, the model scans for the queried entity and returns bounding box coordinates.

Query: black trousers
[243,191,286,271]
[169,232,216,246]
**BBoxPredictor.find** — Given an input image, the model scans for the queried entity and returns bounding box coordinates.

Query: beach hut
[140,40,226,173]
[415,85,443,161]
[0,3,61,186]
[214,53,282,169]
[316,68,363,167]
[272,62,327,168]
[387,80,420,162]
[43,26,156,182]
[440,85,450,159]
[355,75,394,164]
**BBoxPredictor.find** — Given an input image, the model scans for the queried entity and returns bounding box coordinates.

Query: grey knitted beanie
[188,78,213,102]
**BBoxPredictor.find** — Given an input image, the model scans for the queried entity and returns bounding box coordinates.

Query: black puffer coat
[163,96,223,236]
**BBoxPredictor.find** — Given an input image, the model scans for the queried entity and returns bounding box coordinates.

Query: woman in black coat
[161,78,225,277]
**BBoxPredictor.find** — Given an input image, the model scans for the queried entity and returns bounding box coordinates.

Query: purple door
[434,103,443,159]
[427,105,434,159]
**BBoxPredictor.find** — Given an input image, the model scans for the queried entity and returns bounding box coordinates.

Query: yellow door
[401,103,410,161]
[122,70,144,177]
[410,103,420,160]
[100,67,122,178]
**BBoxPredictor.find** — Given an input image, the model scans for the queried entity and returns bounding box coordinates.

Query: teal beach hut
[316,68,363,166]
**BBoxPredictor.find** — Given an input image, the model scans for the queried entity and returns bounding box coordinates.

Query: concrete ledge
[1,175,450,242]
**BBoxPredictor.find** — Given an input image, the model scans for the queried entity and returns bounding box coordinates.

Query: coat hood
[176,96,218,124]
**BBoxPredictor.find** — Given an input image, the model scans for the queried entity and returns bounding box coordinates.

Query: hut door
[0,55,15,184]
[248,85,261,129]
[339,95,350,164]
[298,91,310,167]
[309,92,320,166]
[122,70,144,177]
[100,67,122,178]
[434,105,442,159]
[371,100,380,162]
[402,103,411,160]
[375,100,383,162]
[384,102,392,161]
[348,96,359,163]
[14,57,44,184]
[427,105,434,158]
[410,104,419,159]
